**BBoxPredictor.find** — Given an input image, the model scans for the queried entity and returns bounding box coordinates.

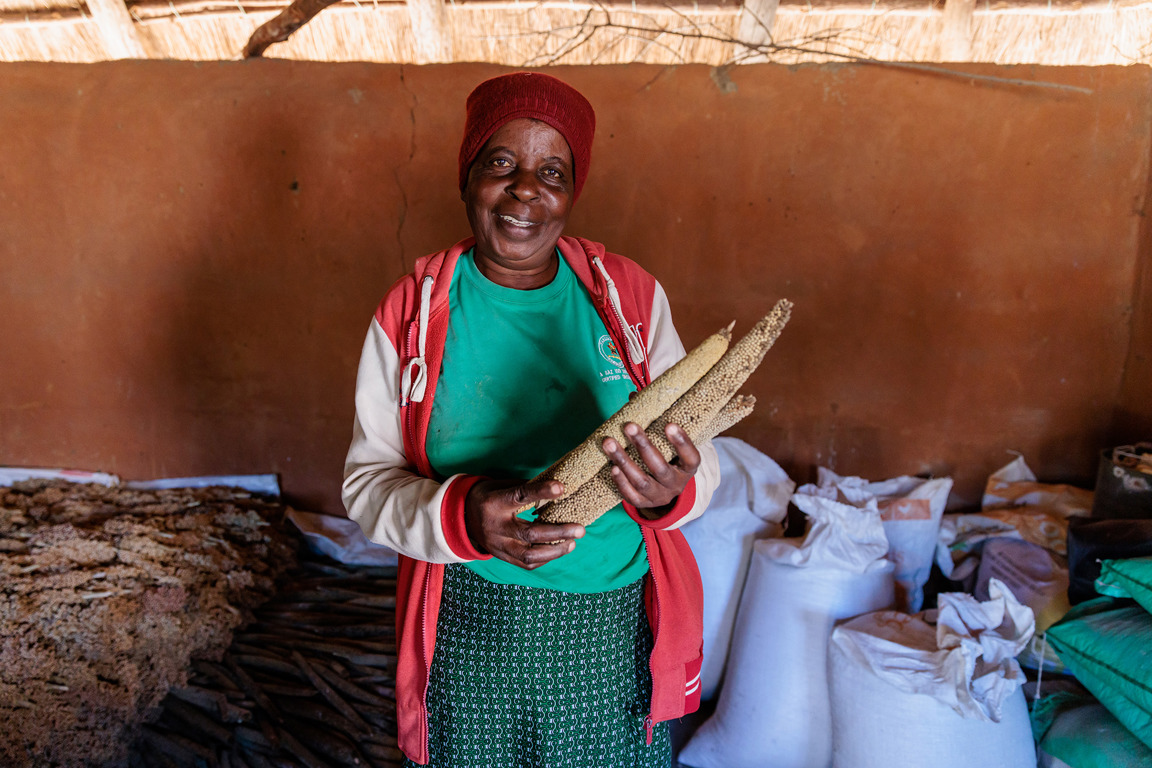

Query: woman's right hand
[464,479,585,570]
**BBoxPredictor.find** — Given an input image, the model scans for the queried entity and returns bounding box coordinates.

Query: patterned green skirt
[404,564,671,768]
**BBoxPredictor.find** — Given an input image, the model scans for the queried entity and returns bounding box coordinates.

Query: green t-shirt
[426,250,649,593]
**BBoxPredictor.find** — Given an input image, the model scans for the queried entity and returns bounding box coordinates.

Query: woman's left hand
[601,422,700,516]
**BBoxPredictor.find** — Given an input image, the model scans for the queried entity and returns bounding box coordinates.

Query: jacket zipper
[642,528,660,745]
[406,279,435,759]
[420,564,433,757]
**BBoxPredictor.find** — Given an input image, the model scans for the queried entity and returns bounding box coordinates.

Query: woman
[343,71,720,767]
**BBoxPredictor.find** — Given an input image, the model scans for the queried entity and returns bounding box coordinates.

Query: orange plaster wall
[1,61,1149,515]
[1118,119,1152,443]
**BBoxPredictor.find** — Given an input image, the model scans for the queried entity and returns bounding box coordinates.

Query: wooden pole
[940,0,977,60]
[85,0,147,58]
[407,0,450,63]
[736,0,780,61]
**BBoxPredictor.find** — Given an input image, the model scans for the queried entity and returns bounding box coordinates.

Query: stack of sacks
[936,456,1091,583]
[935,455,1091,671]
[1042,556,1152,760]
[827,580,1038,768]
[814,468,952,612]
[680,437,793,701]
[1032,691,1152,768]
[679,482,895,768]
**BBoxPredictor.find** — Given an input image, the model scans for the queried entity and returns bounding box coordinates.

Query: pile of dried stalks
[126,557,402,768]
[0,480,297,768]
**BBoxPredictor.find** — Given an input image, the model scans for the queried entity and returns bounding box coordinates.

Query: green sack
[1033,691,1152,768]
[1046,597,1152,752]
[1096,557,1152,616]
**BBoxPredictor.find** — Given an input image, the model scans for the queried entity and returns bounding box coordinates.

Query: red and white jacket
[342,235,720,765]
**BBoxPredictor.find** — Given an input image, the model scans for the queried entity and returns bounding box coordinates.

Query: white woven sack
[828,605,1036,768]
[680,437,793,700]
[679,539,895,768]
[816,468,952,612]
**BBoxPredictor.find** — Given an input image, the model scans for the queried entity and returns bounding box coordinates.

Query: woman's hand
[601,422,700,516]
[464,479,585,570]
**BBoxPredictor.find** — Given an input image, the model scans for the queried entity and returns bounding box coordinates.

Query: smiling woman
[462,118,575,289]
[342,71,721,768]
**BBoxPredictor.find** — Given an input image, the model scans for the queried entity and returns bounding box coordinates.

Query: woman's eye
[491,157,511,168]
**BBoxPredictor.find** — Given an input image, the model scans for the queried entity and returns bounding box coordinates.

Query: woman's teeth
[499,214,533,226]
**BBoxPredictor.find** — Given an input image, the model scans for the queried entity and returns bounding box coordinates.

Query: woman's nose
[504,169,540,201]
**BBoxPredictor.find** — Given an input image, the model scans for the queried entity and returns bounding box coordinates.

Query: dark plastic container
[1067,518,1152,604]
[1090,444,1152,520]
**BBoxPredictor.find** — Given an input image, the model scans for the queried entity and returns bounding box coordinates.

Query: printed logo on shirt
[598,335,624,369]
[597,335,625,383]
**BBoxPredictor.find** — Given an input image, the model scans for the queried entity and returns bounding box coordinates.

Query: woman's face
[463,118,575,289]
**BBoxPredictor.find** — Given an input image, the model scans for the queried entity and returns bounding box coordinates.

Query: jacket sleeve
[342,317,489,563]
[623,279,721,531]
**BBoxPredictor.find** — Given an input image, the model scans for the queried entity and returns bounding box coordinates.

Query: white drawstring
[400,275,433,405]
[1033,632,1048,702]
[592,257,646,367]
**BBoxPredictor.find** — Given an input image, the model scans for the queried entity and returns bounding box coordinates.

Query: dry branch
[241,0,340,58]
[518,1,1100,90]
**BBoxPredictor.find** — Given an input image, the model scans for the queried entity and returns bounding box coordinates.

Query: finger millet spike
[529,324,732,506]
[536,299,791,526]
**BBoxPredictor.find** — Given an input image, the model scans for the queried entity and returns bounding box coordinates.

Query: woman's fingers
[464,478,584,570]
[502,478,564,507]
[663,423,701,475]
[512,537,576,568]
[609,464,654,509]
[511,514,584,569]
[500,520,584,569]
[601,422,700,511]
[521,520,586,544]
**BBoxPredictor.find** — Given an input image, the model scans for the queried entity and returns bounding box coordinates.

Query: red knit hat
[458,72,596,200]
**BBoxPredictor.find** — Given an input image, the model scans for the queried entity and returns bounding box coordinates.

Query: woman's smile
[498,213,534,226]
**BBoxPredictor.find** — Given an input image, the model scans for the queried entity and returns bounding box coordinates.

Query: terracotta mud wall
[2,61,1150,515]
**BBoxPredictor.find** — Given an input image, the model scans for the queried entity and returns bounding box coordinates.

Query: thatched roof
[1,0,1149,65]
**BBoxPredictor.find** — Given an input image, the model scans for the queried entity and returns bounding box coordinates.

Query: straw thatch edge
[1,0,1149,64]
